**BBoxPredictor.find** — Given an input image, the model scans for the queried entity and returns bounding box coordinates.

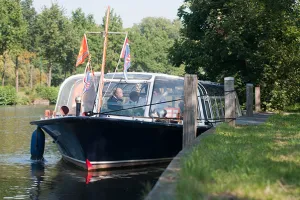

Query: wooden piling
[183,74,198,148]
[255,86,261,112]
[224,77,236,127]
[246,83,253,117]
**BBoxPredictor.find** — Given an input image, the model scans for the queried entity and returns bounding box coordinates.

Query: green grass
[177,114,300,200]
[284,103,300,113]
[140,181,154,200]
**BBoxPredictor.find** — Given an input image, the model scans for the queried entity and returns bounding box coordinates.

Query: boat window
[205,100,212,119]
[101,82,150,117]
[201,83,224,96]
[150,76,185,118]
[55,75,100,115]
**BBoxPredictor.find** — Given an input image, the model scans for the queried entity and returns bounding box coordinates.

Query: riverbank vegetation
[170,0,300,111]
[0,86,58,105]
[177,114,300,199]
[0,0,183,89]
[0,0,299,109]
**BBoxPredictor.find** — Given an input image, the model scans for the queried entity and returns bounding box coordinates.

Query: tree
[20,0,37,52]
[129,17,182,75]
[0,0,26,86]
[36,3,77,86]
[0,0,26,55]
[101,9,124,73]
[20,0,39,88]
[171,0,300,109]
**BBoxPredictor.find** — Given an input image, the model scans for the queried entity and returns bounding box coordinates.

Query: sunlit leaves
[171,0,300,109]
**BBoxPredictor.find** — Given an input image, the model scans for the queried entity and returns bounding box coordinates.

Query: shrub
[16,95,31,105]
[35,86,59,104]
[24,87,32,95]
[0,86,17,105]
[284,103,300,113]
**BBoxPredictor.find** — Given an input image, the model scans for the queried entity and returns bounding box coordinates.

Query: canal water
[0,106,166,200]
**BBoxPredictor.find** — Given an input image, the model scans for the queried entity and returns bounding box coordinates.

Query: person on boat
[124,91,140,110]
[151,87,166,115]
[127,90,148,107]
[107,88,124,110]
[122,91,148,117]
[129,91,139,104]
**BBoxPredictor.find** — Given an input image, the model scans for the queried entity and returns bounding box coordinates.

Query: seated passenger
[151,88,165,113]
[129,91,139,105]
[126,91,146,107]
[123,91,146,116]
[107,88,124,110]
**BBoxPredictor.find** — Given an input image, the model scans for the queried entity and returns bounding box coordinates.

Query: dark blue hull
[31,116,209,170]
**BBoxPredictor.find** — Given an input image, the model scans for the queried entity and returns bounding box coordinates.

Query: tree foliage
[36,3,78,86]
[0,1,185,93]
[0,0,26,55]
[171,0,300,109]
[36,4,77,65]
[129,17,184,75]
[20,0,37,52]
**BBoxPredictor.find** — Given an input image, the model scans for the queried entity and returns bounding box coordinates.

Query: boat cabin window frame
[149,76,185,119]
[55,73,100,116]
[99,79,152,117]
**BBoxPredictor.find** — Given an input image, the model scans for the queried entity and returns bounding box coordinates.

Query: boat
[29,7,241,171]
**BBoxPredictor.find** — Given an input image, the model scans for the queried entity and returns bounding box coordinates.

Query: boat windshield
[55,74,100,115]
[150,76,184,118]
[101,82,150,117]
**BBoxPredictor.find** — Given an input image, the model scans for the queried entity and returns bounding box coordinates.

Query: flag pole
[97,6,110,113]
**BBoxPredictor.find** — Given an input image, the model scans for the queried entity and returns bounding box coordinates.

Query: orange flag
[76,34,89,67]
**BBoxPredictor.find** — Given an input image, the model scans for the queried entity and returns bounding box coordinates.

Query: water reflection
[49,163,165,200]
[0,106,166,200]
[26,161,165,200]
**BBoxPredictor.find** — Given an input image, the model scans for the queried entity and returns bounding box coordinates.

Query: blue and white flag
[121,38,131,80]
[83,67,91,94]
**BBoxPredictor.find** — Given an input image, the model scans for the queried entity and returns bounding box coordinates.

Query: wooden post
[183,74,198,148]
[246,83,253,117]
[30,64,33,89]
[224,77,236,127]
[15,56,19,93]
[255,86,261,112]
[48,63,52,87]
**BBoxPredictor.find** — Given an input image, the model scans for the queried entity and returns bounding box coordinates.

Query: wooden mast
[97,6,110,113]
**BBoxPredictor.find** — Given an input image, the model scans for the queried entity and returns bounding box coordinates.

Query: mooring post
[246,83,253,117]
[75,96,82,116]
[224,77,236,127]
[183,74,198,148]
[255,86,261,112]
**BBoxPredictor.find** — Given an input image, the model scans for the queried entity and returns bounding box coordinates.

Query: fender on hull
[30,127,45,160]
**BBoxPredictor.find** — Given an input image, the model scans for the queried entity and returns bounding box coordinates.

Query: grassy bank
[177,114,300,200]
[284,103,300,113]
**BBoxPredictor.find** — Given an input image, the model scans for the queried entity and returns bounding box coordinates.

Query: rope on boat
[88,97,185,116]
[84,94,237,123]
